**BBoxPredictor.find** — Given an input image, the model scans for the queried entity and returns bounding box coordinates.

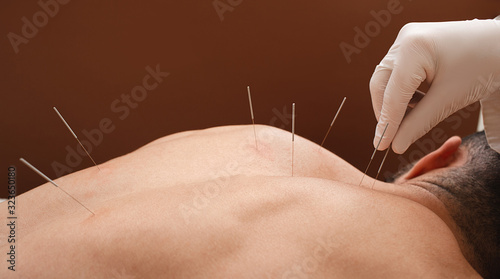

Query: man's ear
[402,136,463,180]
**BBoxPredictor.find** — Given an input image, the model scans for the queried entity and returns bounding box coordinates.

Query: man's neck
[371,179,459,235]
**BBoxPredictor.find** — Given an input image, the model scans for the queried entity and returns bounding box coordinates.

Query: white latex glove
[370,19,500,154]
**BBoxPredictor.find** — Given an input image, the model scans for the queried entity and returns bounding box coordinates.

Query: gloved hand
[370,19,500,154]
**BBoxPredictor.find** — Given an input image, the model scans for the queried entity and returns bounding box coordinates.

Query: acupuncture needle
[291,103,296,177]
[247,86,258,149]
[366,90,424,188]
[319,97,346,149]
[370,148,390,190]
[19,158,95,216]
[359,123,389,186]
[53,107,101,171]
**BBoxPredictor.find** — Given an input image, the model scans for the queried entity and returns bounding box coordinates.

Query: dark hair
[421,132,500,278]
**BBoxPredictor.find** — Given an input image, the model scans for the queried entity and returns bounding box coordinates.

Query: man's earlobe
[403,136,462,180]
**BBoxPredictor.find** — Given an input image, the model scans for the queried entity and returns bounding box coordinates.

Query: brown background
[1,0,499,197]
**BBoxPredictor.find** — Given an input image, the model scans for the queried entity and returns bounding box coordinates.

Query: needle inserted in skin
[247,86,258,149]
[19,158,95,216]
[53,107,101,171]
[359,123,389,186]
[319,97,346,149]
[291,103,296,177]
[370,148,390,190]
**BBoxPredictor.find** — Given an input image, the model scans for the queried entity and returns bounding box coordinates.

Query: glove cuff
[480,94,500,153]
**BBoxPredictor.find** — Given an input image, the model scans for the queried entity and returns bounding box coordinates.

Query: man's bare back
[0,125,479,278]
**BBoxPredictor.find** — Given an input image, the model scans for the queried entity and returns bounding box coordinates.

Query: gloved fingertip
[373,124,383,148]
[374,121,395,149]
[373,135,381,149]
[380,139,392,151]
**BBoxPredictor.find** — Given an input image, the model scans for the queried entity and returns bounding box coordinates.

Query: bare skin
[0,125,480,278]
